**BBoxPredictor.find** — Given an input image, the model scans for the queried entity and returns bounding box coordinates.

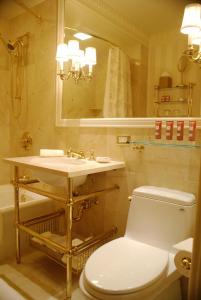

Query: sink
[30,156,86,166]
[30,157,87,189]
[4,156,125,183]
[34,171,87,189]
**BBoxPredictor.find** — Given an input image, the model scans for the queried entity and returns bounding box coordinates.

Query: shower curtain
[103,47,133,117]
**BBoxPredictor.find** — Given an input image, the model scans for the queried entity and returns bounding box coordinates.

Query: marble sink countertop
[4,156,125,177]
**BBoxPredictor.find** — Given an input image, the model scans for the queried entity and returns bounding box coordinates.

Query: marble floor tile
[2,250,88,300]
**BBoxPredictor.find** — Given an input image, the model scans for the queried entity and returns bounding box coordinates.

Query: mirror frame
[56,0,201,128]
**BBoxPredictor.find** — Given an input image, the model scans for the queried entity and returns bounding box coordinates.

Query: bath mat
[0,275,31,300]
[0,265,57,300]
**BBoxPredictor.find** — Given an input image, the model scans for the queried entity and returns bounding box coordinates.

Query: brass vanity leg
[14,166,21,263]
[66,178,73,300]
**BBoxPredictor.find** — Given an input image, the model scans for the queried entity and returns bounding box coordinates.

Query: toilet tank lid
[132,186,195,206]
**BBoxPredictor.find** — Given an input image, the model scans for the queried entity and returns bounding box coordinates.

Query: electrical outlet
[116,136,131,144]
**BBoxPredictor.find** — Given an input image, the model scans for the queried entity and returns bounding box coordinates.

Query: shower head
[0,34,23,52]
[7,42,15,51]
[0,34,15,51]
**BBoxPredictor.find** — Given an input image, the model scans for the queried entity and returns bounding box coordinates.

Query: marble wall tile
[0,19,10,184]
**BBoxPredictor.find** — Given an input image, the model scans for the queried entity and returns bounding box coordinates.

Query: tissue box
[159,76,172,88]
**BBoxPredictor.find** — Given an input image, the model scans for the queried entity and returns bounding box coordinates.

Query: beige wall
[131,45,148,117]
[1,0,200,236]
[0,18,11,184]
[8,0,57,157]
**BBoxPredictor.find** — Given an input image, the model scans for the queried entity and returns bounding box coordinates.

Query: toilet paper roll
[174,250,192,278]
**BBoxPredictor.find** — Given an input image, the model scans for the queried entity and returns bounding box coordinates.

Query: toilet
[79,186,196,300]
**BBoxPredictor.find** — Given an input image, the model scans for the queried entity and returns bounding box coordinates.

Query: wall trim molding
[56,115,201,129]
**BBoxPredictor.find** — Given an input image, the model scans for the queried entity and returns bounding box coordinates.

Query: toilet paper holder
[173,237,193,278]
[181,257,191,270]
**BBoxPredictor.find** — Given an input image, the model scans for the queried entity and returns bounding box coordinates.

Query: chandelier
[181,3,201,63]
[56,38,97,83]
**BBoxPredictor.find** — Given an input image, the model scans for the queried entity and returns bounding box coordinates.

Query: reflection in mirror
[62,27,140,118]
[58,0,148,121]
[56,0,201,127]
[62,27,109,118]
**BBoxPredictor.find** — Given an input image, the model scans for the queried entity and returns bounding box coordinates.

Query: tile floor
[1,250,88,300]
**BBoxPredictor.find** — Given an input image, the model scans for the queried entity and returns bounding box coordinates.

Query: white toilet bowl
[80,238,180,300]
[79,186,195,300]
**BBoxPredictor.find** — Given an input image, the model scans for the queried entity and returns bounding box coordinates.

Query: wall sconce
[181,3,201,63]
[56,39,97,83]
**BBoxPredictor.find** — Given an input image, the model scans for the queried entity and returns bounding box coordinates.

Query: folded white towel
[40,149,64,157]
[31,232,94,270]
[32,232,83,252]
[32,231,52,246]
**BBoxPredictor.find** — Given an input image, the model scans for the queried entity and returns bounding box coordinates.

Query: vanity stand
[4,156,125,300]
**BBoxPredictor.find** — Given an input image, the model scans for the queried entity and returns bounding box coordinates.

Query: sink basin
[30,156,86,166]
[30,157,87,189]
[34,170,87,189]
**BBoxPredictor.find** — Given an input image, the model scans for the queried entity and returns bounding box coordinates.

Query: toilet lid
[84,237,168,295]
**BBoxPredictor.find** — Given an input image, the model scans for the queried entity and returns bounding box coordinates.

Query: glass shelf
[154,85,189,90]
[154,100,187,104]
[154,83,194,117]
[129,140,201,149]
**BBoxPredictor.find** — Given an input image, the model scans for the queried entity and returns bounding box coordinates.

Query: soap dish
[96,157,111,163]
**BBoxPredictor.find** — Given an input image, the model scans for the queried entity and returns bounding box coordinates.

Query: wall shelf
[155,85,189,90]
[154,83,194,117]
[154,100,187,104]
[130,140,201,149]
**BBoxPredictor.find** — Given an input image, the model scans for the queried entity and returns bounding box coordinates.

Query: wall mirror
[56,0,201,127]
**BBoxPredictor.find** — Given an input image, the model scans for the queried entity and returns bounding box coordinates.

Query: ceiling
[104,0,201,36]
[0,0,45,19]
[0,0,201,36]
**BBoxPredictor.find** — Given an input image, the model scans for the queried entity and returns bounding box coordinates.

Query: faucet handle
[79,150,85,159]
[88,149,95,160]
[66,147,72,157]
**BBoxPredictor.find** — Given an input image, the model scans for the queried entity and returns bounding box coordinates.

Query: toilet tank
[125,186,196,252]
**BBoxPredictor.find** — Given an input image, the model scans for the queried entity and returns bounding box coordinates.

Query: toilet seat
[83,237,169,298]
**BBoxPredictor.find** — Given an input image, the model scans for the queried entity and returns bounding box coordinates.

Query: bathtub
[0,184,55,261]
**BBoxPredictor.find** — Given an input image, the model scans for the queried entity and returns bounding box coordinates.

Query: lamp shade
[71,49,85,71]
[79,50,86,67]
[56,43,68,62]
[181,3,201,35]
[85,47,96,65]
[191,32,201,45]
[67,40,80,59]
